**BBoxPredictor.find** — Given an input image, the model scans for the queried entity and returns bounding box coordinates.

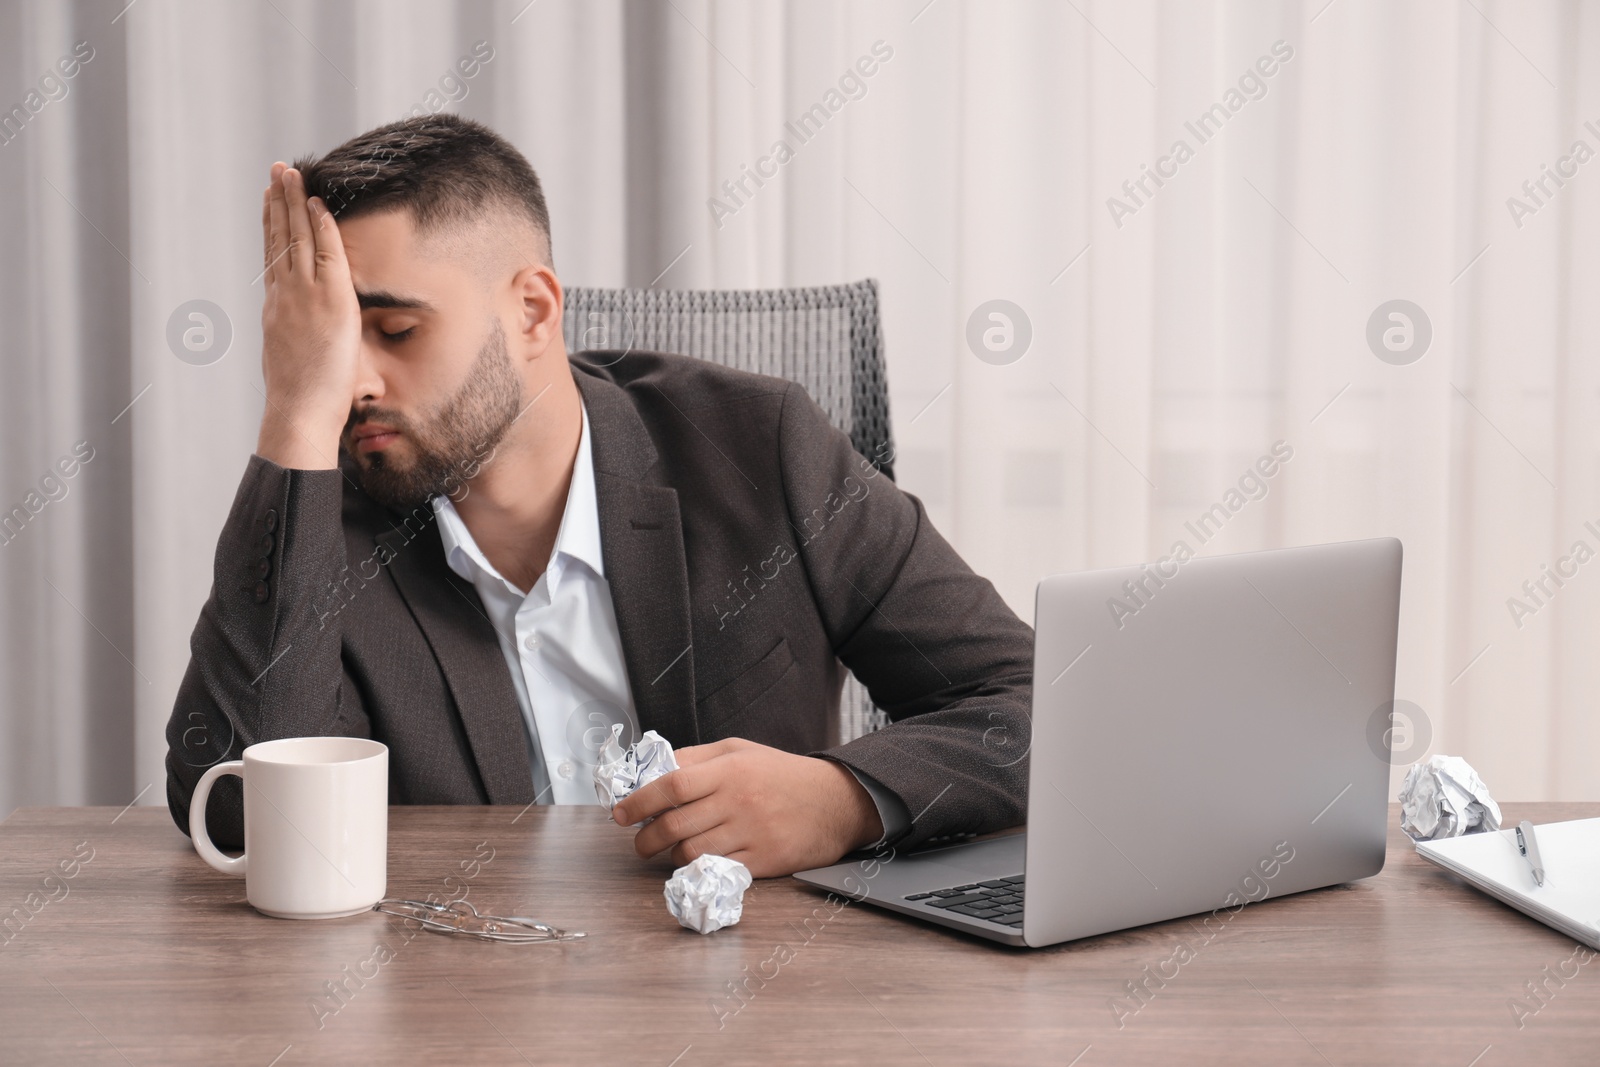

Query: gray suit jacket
[165,351,1035,853]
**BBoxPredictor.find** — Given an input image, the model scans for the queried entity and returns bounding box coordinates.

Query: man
[165,114,1033,879]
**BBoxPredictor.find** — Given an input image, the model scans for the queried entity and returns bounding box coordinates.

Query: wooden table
[1,802,1595,1066]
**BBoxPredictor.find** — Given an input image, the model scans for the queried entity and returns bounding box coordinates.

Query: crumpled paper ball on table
[592,723,678,823]
[664,854,753,934]
[1399,754,1502,841]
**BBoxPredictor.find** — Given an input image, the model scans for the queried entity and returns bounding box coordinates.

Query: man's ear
[517,263,563,358]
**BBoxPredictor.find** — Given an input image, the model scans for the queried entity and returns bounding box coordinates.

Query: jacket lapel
[573,363,701,747]
[375,517,535,806]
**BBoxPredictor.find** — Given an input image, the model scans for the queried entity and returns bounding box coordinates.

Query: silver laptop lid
[1023,538,1402,947]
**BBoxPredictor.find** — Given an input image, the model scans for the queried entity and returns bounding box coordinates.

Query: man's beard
[347,320,523,511]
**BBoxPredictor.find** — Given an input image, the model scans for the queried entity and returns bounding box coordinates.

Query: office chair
[562,279,895,744]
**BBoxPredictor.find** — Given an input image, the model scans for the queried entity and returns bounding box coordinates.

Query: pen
[1515,820,1545,887]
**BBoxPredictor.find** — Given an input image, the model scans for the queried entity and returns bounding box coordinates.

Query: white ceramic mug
[190,736,388,919]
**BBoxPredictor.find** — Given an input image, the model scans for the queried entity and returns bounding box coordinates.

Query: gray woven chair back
[562,279,893,745]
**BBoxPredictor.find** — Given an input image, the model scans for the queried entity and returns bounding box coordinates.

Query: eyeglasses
[373,897,586,943]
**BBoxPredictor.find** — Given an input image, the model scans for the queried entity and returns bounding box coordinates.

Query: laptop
[794,538,1403,947]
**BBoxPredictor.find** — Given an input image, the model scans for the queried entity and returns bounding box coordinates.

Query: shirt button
[523,634,539,651]
[556,760,574,780]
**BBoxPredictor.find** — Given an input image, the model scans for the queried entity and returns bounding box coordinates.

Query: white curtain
[1,0,1594,815]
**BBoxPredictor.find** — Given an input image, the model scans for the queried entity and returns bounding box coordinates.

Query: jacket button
[257,533,275,558]
[254,558,272,580]
[253,581,270,604]
[264,509,279,533]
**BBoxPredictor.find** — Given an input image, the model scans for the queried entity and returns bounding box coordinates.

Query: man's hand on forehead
[255,161,363,471]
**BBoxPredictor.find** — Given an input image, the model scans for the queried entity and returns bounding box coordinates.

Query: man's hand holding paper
[610,737,884,880]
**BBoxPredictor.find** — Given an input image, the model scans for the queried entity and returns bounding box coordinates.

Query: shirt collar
[433,395,604,594]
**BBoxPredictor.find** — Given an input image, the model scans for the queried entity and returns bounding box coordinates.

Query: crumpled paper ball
[593,723,678,819]
[664,854,752,934]
[1399,754,1502,841]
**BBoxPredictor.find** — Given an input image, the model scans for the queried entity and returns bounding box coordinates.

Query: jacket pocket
[697,636,796,735]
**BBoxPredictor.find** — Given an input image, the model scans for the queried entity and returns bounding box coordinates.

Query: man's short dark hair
[293,113,554,268]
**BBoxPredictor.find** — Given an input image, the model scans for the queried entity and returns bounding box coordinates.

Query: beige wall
[0,0,1593,812]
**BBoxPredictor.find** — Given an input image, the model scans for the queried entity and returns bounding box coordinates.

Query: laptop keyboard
[904,875,1025,927]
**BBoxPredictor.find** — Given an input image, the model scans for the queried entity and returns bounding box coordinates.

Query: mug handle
[190,760,247,876]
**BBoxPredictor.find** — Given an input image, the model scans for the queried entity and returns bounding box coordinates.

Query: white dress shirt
[433,395,908,843]
[433,397,637,806]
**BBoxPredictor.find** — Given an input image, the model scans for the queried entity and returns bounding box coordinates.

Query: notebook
[1415,817,1600,950]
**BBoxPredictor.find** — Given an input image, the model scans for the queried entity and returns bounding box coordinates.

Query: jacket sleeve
[164,454,370,849]
[781,384,1035,852]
